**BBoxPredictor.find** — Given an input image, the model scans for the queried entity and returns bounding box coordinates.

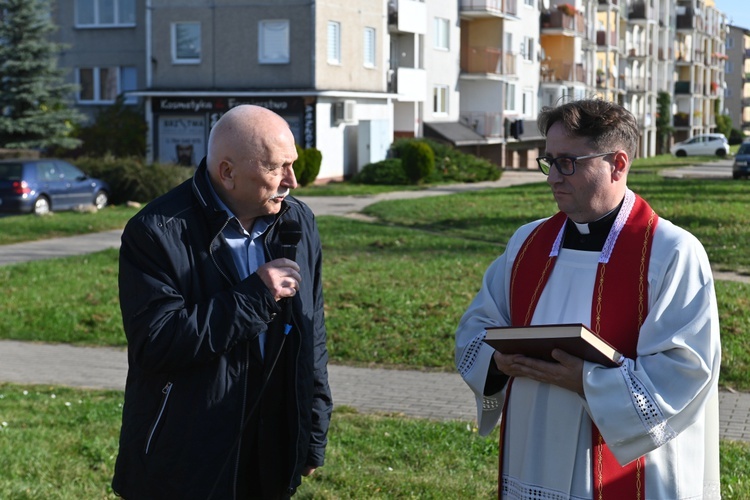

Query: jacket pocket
[145,381,173,455]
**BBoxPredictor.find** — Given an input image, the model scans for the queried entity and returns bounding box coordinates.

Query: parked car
[0,159,109,215]
[732,142,750,179]
[670,133,729,158]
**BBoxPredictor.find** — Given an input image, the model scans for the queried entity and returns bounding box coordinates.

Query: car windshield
[0,163,23,181]
[738,144,750,155]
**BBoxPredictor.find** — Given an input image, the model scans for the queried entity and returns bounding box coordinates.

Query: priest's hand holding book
[492,349,585,396]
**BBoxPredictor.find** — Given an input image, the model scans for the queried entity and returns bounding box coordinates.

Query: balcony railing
[460,0,517,16]
[674,81,691,94]
[540,61,587,83]
[460,112,504,137]
[462,46,516,75]
[541,10,586,36]
[596,30,617,47]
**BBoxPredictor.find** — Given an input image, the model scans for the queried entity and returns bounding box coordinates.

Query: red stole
[498,192,658,499]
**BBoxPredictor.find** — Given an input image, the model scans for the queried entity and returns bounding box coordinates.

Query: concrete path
[1,166,749,442]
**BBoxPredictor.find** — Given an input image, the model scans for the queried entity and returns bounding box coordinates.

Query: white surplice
[456,211,721,499]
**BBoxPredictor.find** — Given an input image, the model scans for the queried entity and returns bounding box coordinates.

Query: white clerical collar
[573,221,591,235]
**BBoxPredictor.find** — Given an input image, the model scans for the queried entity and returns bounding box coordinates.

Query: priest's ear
[611,150,629,180]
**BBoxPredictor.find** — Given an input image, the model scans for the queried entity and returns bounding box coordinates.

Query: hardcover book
[483,323,624,367]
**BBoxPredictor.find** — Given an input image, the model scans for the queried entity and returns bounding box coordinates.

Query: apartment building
[672,0,727,143]
[725,25,750,138]
[52,0,730,178]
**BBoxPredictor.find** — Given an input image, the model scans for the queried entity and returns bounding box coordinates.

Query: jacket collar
[191,156,290,232]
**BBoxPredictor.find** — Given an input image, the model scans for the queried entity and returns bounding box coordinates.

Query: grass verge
[0,383,747,499]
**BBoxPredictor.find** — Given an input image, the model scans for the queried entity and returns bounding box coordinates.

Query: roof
[423,121,501,146]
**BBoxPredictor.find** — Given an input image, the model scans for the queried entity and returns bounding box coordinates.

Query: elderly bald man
[113,105,332,500]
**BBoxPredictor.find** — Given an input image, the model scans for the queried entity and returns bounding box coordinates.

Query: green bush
[299,147,322,186]
[72,97,148,158]
[351,158,409,185]
[73,156,193,205]
[393,138,500,184]
[293,144,307,185]
[401,140,435,184]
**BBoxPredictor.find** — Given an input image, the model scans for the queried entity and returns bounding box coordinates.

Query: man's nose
[284,165,298,189]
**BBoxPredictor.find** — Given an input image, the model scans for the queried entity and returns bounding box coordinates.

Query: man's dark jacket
[112,162,332,499]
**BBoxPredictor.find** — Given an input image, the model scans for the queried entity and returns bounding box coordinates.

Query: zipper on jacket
[145,381,173,455]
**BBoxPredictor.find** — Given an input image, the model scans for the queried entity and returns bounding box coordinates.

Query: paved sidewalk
[1,340,748,442]
[1,167,749,442]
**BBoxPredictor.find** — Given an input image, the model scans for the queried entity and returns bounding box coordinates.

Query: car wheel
[716,149,727,158]
[675,150,687,157]
[33,196,50,215]
[94,190,108,210]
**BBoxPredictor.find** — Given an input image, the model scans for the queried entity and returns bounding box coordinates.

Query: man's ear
[612,150,629,180]
[217,160,235,189]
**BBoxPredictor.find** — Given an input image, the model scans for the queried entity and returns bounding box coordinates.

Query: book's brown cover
[483,323,623,367]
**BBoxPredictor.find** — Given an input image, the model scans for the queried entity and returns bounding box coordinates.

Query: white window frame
[522,90,533,116]
[75,0,135,28]
[521,37,534,62]
[363,27,376,68]
[258,19,290,65]
[434,17,449,50]
[327,21,341,65]
[433,85,449,115]
[171,22,201,65]
[504,82,516,112]
[524,0,534,5]
[76,66,122,104]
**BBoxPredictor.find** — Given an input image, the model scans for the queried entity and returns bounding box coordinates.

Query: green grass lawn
[1,156,749,496]
[0,383,747,499]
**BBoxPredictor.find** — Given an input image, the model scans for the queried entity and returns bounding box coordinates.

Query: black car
[733,142,750,180]
[0,159,109,215]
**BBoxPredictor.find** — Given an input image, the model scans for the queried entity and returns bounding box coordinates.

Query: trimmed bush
[73,156,193,205]
[299,147,322,186]
[393,138,500,184]
[351,159,409,185]
[401,141,435,184]
[293,144,307,185]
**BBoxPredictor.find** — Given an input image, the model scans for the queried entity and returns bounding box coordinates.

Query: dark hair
[537,99,639,160]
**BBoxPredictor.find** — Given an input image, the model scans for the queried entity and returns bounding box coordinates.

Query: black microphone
[279,219,302,334]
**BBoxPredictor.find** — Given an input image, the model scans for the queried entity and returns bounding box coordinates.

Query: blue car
[0,159,109,215]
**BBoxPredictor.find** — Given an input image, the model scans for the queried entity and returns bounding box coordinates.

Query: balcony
[388,0,427,34]
[596,30,617,47]
[540,61,587,84]
[674,81,692,94]
[673,113,690,127]
[628,2,654,22]
[460,0,517,18]
[676,13,695,30]
[462,46,516,75]
[460,111,504,137]
[540,10,586,36]
[391,67,427,101]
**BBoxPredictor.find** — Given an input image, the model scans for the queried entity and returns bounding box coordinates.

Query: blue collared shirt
[205,171,273,356]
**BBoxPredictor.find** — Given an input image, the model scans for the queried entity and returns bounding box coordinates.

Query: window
[524,0,534,5]
[504,82,516,112]
[172,22,201,64]
[259,20,290,64]
[433,85,448,114]
[521,37,534,62]
[327,21,341,64]
[75,0,135,27]
[364,27,376,68]
[726,61,734,73]
[77,66,136,104]
[522,90,533,116]
[434,17,449,50]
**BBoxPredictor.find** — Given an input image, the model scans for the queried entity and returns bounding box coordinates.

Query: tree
[76,97,148,157]
[0,0,83,150]
[656,91,673,155]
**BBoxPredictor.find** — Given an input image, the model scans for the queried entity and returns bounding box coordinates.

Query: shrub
[351,159,409,185]
[299,147,322,186]
[69,97,148,158]
[729,128,745,146]
[293,144,307,185]
[401,140,435,184]
[392,138,500,184]
[73,156,193,205]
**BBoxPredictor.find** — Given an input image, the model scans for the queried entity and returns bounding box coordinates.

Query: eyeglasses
[536,152,616,176]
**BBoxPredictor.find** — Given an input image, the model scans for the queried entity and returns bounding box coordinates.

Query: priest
[455,99,721,499]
